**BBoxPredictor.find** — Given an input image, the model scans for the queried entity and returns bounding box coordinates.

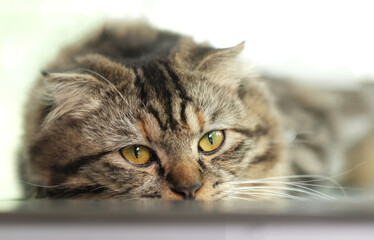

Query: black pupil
[208,133,214,145]
[134,146,140,158]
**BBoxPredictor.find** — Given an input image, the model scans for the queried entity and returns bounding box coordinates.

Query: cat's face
[25,44,287,200]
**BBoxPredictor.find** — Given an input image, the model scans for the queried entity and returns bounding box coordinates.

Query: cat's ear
[194,42,245,72]
[40,72,105,127]
[177,42,249,88]
[40,54,134,127]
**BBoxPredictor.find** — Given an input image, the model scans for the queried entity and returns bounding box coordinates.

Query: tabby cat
[19,22,374,200]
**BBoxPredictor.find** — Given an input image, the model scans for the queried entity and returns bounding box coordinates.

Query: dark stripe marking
[251,145,277,164]
[180,101,188,125]
[141,61,178,130]
[119,186,135,195]
[211,140,247,163]
[162,61,193,128]
[133,67,149,104]
[212,181,221,188]
[158,162,166,178]
[103,162,126,172]
[251,149,275,164]
[140,192,162,199]
[162,61,192,102]
[197,159,207,171]
[165,173,174,184]
[149,105,167,131]
[60,151,110,176]
[232,126,269,138]
[45,184,108,198]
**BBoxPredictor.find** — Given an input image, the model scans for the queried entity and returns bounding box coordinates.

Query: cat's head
[24,41,288,200]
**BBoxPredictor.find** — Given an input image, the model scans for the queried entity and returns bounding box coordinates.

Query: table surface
[1,199,374,240]
[1,199,374,222]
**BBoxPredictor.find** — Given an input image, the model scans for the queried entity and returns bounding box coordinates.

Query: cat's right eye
[120,145,151,165]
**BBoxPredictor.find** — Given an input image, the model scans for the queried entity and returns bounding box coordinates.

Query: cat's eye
[120,145,151,165]
[199,130,224,153]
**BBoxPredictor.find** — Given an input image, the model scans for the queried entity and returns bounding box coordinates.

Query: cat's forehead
[125,60,242,116]
[80,56,250,147]
[120,68,244,139]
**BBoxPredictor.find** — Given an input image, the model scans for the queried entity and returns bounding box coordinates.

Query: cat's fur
[19,22,374,200]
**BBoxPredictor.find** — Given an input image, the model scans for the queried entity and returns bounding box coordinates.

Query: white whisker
[222,196,256,201]
[231,189,309,201]
[232,179,346,198]
[288,182,360,191]
[21,181,88,189]
[231,173,347,198]
[232,191,308,201]
[232,185,336,200]
[21,181,62,188]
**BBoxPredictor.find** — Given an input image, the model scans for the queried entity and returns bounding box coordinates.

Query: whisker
[232,174,330,183]
[21,181,77,189]
[287,182,361,191]
[231,191,308,201]
[222,196,256,201]
[231,188,309,200]
[328,160,367,180]
[232,179,347,198]
[231,174,347,197]
[232,185,336,200]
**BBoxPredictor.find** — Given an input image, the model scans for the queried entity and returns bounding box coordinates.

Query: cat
[19,22,374,200]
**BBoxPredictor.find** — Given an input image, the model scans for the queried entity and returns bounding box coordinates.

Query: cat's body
[20,22,374,200]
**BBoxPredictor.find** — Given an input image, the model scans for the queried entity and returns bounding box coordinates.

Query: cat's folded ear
[176,42,251,88]
[40,72,105,128]
[194,42,245,71]
[40,54,134,127]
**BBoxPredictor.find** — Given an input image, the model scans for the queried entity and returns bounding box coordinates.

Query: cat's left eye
[120,145,152,165]
[199,130,224,153]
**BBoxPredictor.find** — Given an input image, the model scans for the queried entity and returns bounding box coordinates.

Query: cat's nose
[171,182,202,199]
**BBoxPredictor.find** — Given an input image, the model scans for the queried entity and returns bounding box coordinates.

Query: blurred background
[1,0,374,200]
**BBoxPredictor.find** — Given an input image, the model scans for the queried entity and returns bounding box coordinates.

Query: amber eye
[199,130,224,153]
[120,145,151,165]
